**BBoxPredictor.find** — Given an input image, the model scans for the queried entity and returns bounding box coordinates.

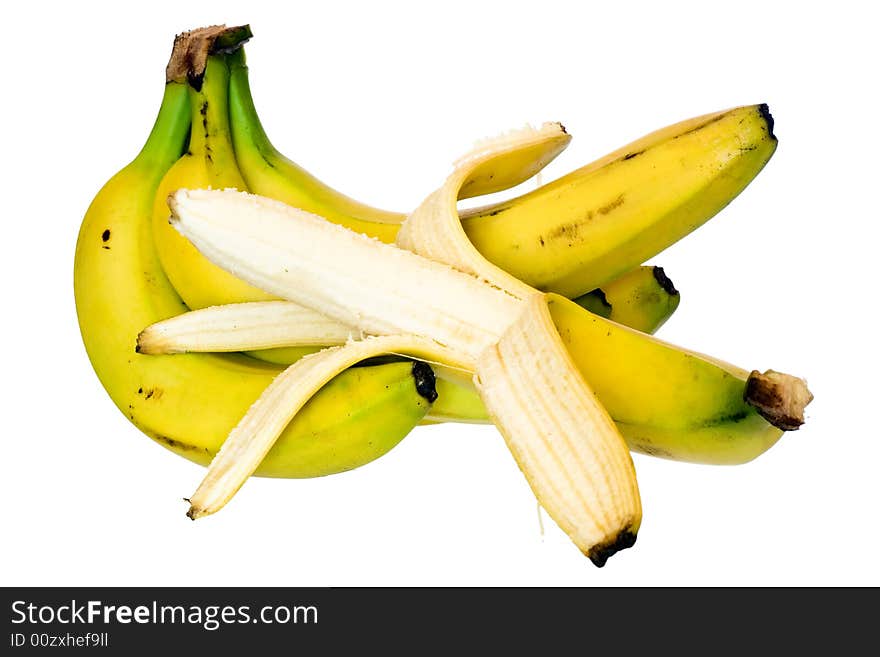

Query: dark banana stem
[165,24,252,89]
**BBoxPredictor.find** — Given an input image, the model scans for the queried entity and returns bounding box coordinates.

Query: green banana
[73,27,434,477]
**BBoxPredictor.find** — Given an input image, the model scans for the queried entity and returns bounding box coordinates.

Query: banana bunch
[74,25,811,566]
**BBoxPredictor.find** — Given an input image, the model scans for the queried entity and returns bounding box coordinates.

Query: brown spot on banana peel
[598,194,625,216]
[153,434,210,455]
[587,529,638,567]
[144,388,163,401]
[547,218,587,241]
[544,195,626,244]
[745,369,813,431]
[672,111,730,140]
[200,101,209,132]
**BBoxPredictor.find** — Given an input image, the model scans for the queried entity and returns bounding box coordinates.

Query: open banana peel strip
[186,334,464,519]
[397,122,569,299]
[475,294,640,565]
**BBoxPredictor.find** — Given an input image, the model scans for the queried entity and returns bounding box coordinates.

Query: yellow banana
[74,26,434,477]
[573,265,680,334]
[461,104,777,296]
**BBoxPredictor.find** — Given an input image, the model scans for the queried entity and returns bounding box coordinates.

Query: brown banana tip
[757,103,776,140]
[165,25,253,88]
[745,369,813,431]
[411,361,438,403]
[652,266,678,296]
[587,529,638,567]
[135,331,149,354]
[135,330,166,356]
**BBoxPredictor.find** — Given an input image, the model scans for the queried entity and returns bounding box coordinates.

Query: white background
[3,0,878,586]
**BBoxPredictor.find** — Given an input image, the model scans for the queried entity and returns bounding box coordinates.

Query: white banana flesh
[137,300,360,354]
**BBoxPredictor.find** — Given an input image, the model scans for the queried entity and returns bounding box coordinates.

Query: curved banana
[573,265,680,334]
[74,26,435,477]
[547,295,812,464]
[460,104,777,296]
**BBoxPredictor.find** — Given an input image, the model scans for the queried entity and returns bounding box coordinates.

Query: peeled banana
[167,186,642,564]
[156,116,809,558]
